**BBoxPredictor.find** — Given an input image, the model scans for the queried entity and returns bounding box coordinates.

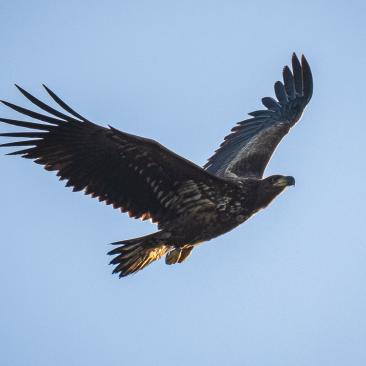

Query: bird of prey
[0,53,312,277]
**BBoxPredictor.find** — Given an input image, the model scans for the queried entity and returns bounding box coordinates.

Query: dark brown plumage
[0,53,312,277]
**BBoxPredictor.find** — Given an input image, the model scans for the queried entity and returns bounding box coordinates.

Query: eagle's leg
[165,245,194,265]
[108,231,172,277]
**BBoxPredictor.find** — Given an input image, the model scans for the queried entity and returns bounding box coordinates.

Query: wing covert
[204,53,313,178]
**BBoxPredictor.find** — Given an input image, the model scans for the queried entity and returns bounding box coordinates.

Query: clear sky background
[0,1,365,365]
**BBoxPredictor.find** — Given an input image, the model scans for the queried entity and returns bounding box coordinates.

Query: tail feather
[108,232,170,277]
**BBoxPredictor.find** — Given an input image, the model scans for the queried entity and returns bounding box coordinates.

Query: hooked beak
[274,176,295,188]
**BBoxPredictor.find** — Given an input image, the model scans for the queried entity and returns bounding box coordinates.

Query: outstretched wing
[0,85,222,226]
[204,53,313,178]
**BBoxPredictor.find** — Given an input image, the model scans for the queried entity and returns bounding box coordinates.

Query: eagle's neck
[254,187,284,211]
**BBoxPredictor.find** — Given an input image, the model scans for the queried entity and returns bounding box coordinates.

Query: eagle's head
[255,175,295,209]
[262,174,295,189]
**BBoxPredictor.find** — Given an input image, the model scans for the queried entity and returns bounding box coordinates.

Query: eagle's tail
[108,232,171,277]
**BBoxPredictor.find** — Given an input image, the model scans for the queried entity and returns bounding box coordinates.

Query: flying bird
[0,53,312,277]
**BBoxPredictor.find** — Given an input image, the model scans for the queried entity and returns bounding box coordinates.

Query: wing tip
[282,64,291,74]
[42,83,51,93]
[292,52,300,64]
[14,84,30,96]
[14,84,32,98]
[301,54,313,102]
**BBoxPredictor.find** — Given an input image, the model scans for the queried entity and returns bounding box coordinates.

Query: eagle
[0,53,312,277]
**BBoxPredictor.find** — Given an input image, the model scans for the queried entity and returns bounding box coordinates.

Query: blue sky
[0,0,365,365]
